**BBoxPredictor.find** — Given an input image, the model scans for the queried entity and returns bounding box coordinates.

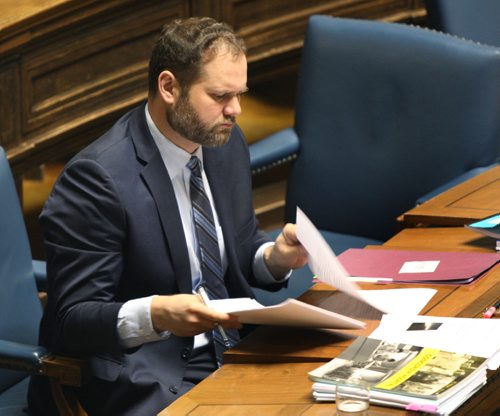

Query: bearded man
[28,17,307,415]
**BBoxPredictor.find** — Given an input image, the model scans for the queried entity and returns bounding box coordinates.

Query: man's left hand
[264,223,308,280]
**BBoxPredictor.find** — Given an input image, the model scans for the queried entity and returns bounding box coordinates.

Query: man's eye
[212,94,226,102]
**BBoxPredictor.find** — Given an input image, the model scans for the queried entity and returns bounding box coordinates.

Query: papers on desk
[370,314,500,370]
[210,209,437,330]
[295,209,499,414]
[309,336,488,416]
[357,288,436,316]
[309,314,500,415]
[295,208,437,313]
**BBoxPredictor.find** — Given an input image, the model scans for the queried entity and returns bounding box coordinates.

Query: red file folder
[337,248,499,285]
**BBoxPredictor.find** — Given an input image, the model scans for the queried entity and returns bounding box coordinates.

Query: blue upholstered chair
[0,147,84,415]
[250,15,500,304]
[425,0,500,47]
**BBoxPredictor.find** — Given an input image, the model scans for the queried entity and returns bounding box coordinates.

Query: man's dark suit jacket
[28,104,278,415]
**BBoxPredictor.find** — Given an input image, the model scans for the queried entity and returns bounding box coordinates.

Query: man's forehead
[197,51,247,90]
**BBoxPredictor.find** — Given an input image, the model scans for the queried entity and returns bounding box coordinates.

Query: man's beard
[167,90,235,148]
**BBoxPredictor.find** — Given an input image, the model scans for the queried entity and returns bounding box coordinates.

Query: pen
[196,286,231,348]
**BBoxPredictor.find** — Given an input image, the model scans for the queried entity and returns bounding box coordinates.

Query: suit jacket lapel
[130,105,192,294]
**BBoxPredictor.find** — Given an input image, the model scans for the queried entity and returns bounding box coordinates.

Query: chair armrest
[249,128,300,174]
[32,259,47,292]
[0,339,86,387]
[0,339,47,373]
[40,354,87,387]
[416,163,499,205]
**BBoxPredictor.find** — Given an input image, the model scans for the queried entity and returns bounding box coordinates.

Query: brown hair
[148,17,246,95]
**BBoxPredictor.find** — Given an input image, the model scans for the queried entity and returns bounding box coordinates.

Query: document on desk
[209,297,366,329]
[295,207,436,314]
[337,248,499,285]
[209,208,435,330]
[370,314,500,370]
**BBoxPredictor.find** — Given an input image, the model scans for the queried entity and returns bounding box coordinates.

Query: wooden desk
[225,228,500,363]
[160,362,405,416]
[160,362,498,416]
[161,228,500,415]
[401,165,500,228]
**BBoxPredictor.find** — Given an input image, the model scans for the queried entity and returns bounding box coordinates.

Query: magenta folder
[337,248,499,285]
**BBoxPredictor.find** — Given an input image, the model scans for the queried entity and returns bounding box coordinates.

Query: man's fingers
[196,304,241,326]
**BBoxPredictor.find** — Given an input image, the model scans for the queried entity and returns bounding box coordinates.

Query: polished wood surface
[1,0,426,179]
[380,227,498,253]
[160,362,404,416]
[402,165,500,228]
[162,227,499,415]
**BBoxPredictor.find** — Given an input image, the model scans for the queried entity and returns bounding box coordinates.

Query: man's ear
[158,70,179,104]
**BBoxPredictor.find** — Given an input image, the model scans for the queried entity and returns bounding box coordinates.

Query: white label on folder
[399,260,440,274]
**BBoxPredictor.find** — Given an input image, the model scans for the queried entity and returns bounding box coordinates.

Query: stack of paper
[309,315,500,414]
[309,336,489,415]
[370,315,500,371]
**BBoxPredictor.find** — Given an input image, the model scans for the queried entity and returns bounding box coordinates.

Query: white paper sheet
[358,288,436,315]
[209,297,366,329]
[370,314,500,370]
[295,207,436,314]
[296,207,364,300]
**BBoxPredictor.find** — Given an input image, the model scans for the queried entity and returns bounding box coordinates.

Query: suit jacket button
[169,385,179,394]
[181,348,191,360]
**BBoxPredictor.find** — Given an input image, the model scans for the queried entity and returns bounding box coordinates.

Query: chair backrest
[0,147,42,392]
[285,15,500,241]
[425,0,500,47]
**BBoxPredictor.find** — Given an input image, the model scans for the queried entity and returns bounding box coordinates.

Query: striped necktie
[187,155,239,365]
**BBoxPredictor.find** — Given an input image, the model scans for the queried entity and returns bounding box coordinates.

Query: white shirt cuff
[253,242,291,285]
[117,295,170,348]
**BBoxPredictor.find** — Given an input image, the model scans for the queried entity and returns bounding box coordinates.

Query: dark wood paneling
[0,58,21,148]
[0,0,426,179]
[2,0,189,177]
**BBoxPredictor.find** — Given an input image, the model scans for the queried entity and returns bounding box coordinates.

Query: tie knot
[187,156,202,178]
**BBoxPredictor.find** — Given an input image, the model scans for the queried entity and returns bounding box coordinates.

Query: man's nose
[224,95,242,117]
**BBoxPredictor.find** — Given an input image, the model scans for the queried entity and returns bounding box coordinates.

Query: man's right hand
[150,294,241,337]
